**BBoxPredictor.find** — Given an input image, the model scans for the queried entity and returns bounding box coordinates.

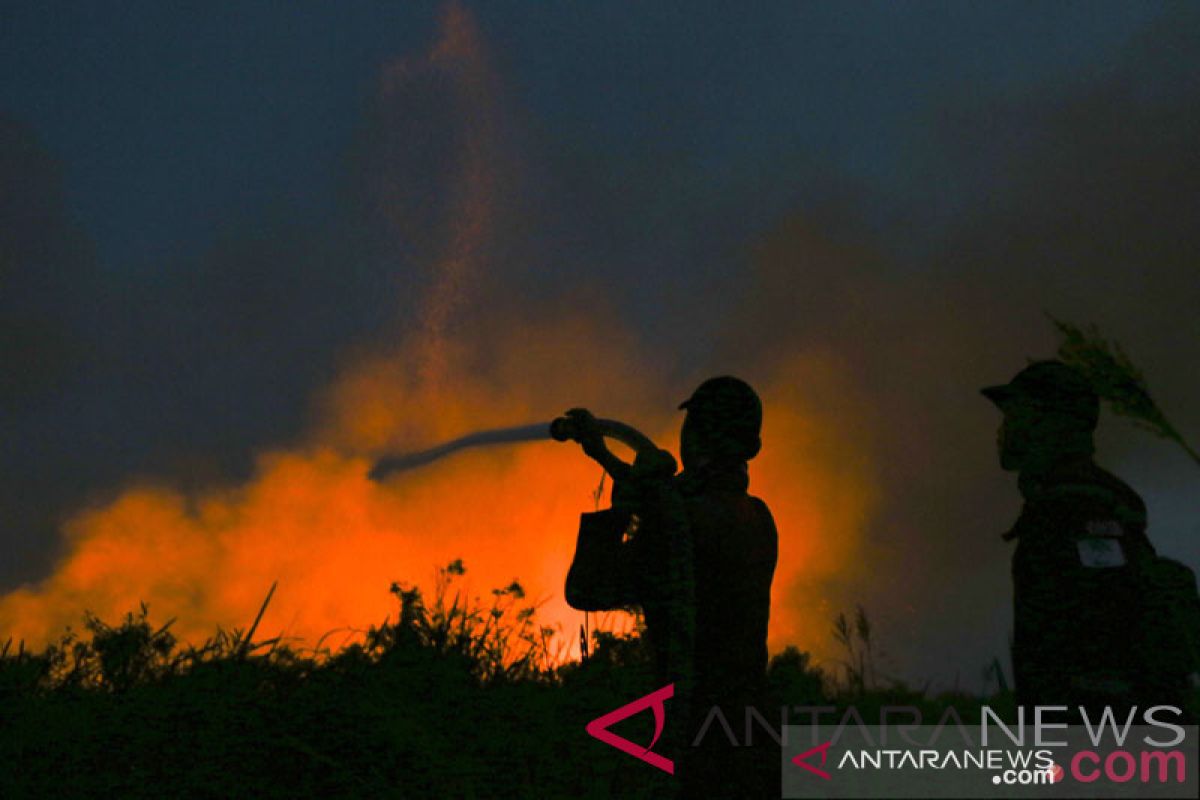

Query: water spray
[367,415,660,481]
[368,423,548,480]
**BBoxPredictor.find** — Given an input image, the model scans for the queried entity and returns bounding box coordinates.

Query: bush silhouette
[0,563,1104,798]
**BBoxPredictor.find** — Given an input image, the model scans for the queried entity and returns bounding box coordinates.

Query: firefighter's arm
[559,408,632,481]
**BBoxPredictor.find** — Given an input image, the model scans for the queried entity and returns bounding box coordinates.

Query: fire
[0,322,875,664]
[0,4,877,668]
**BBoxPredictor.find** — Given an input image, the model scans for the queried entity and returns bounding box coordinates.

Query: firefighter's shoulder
[1032,461,1147,528]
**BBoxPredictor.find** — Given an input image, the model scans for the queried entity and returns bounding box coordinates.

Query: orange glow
[0,322,877,666]
[0,4,879,669]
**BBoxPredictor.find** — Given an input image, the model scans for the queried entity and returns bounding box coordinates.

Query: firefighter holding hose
[557,376,778,797]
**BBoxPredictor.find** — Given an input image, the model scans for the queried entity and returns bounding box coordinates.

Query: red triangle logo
[792,740,832,780]
[585,683,674,774]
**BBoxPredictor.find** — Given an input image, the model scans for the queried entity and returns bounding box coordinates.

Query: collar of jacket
[1002,454,1097,541]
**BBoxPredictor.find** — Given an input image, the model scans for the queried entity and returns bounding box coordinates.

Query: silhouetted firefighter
[983,360,1197,718]
[559,376,778,797]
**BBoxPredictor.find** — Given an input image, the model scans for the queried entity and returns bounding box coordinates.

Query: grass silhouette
[0,562,1101,798]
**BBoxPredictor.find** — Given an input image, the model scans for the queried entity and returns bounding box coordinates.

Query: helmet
[981,360,1099,429]
[679,376,763,460]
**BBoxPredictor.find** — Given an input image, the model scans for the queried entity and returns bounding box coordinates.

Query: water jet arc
[368,423,550,480]
[368,417,657,480]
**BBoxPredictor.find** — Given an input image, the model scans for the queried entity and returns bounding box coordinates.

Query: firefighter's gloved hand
[562,408,607,460]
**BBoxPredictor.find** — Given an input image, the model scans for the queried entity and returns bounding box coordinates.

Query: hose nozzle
[550,414,661,459]
[549,416,579,443]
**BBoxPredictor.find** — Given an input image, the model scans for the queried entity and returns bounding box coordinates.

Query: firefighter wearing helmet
[982,360,1173,717]
[562,376,778,797]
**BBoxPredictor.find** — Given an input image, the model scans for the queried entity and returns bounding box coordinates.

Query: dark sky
[2,2,1169,264]
[3,1,1198,681]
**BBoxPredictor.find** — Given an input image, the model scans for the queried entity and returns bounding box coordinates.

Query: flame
[0,326,875,664]
[0,4,878,668]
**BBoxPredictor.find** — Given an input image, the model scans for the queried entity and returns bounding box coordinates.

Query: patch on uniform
[1086,519,1124,537]
[1077,537,1126,568]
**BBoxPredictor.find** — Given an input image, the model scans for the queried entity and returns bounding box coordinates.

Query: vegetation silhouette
[0,563,1050,799]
